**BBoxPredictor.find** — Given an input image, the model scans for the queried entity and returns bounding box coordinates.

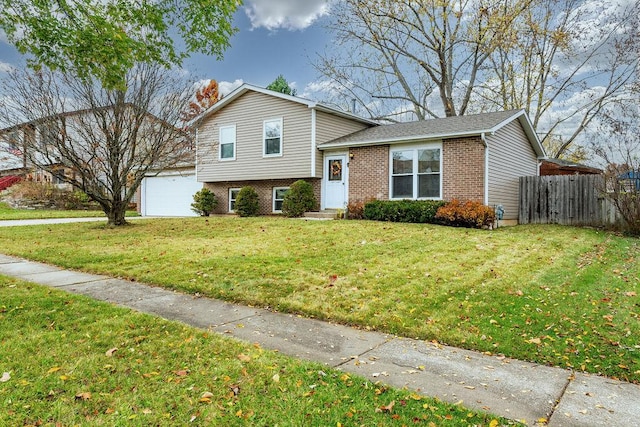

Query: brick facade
[442,137,485,202]
[347,145,390,203]
[205,178,321,215]
[344,137,485,204]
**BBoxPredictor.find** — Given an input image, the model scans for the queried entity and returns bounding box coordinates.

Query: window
[219,125,236,160]
[390,145,441,199]
[273,187,289,212]
[328,159,343,181]
[229,188,241,212]
[263,118,282,156]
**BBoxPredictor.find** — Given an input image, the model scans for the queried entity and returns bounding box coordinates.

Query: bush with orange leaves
[435,199,496,229]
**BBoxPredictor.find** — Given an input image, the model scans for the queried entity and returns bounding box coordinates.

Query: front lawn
[0,277,510,426]
[0,217,638,383]
[0,202,140,220]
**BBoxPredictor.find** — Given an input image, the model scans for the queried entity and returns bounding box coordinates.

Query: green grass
[0,277,514,426]
[0,217,638,383]
[0,202,138,220]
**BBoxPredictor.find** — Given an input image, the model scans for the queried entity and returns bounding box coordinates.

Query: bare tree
[0,63,193,226]
[481,0,639,158]
[590,83,640,235]
[315,0,533,121]
[315,0,638,157]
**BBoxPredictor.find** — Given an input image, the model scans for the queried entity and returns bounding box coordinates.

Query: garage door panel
[143,173,202,217]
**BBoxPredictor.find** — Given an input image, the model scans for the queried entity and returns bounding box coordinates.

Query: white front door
[324,155,347,209]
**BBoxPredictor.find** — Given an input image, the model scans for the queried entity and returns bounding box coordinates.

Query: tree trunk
[105,201,128,226]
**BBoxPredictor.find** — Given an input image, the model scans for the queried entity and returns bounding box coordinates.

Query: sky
[0,0,333,97]
[0,0,636,164]
[182,0,333,96]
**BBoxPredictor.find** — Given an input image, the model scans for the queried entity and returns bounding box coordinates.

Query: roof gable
[194,83,377,127]
[318,109,546,158]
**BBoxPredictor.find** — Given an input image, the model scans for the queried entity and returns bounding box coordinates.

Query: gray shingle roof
[319,109,526,147]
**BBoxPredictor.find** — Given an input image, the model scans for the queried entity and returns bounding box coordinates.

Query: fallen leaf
[47,367,62,375]
[175,369,189,377]
[75,392,91,401]
[528,337,541,345]
[105,348,118,357]
[0,372,10,382]
[624,291,637,297]
[237,354,251,363]
[272,373,280,383]
[375,400,395,413]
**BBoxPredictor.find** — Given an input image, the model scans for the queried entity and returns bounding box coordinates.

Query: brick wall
[347,145,389,202]
[205,178,321,215]
[442,137,485,202]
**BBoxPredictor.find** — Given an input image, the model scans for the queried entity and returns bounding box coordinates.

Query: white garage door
[141,173,202,217]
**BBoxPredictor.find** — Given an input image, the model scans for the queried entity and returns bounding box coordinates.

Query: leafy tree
[0,0,239,90]
[234,186,260,217]
[0,63,194,226]
[315,0,638,158]
[267,75,297,96]
[281,180,317,217]
[191,188,218,216]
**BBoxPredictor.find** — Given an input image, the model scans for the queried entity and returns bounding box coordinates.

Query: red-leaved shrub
[435,199,496,229]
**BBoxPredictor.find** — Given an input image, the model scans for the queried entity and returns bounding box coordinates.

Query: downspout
[481,132,488,205]
[310,108,317,178]
[194,127,199,182]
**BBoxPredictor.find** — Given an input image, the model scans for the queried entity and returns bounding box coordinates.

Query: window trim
[272,186,290,213]
[263,118,283,157]
[219,124,236,161]
[389,143,443,200]
[228,187,241,212]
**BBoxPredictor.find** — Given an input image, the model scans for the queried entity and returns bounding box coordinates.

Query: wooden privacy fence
[519,175,622,226]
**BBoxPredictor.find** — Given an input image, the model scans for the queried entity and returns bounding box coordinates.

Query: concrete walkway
[1,253,638,426]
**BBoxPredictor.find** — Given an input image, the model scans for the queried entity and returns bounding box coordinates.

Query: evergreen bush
[191,188,218,216]
[281,180,317,217]
[234,186,260,217]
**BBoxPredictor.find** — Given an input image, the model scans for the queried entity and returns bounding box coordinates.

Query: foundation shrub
[435,199,496,228]
[281,180,317,217]
[234,186,260,217]
[191,188,218,216]
[363,199,446,223]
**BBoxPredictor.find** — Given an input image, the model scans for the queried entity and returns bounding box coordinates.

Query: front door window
[328,159,343,181]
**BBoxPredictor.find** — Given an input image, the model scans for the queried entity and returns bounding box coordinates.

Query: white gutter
[311,108,317,178]
[481,132,489,205]
[318,130,493,150]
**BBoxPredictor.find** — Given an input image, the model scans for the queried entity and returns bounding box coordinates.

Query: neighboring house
[195,84,546,221]
[0,121,75,189]
[1,107,197,216]
[540,158,602,176]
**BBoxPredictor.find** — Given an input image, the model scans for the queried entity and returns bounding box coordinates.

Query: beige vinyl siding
[314,111,372,177]
[197,91,313,182]
[487,120,539,220]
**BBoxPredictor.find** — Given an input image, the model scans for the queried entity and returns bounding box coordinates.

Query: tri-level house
[194,84,546,222]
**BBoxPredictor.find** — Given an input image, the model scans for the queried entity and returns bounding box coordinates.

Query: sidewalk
[1,253,638,426]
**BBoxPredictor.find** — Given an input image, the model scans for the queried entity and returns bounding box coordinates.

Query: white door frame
[321,152,348,210]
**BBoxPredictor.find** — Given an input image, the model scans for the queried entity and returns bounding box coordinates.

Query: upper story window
[263,118,282,157]
[390,144,442,200]
[219,125,236,161]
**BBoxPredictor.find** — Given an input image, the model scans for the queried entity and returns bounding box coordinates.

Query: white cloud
[0,61,14,73]
[218,79,244,96]
[244,0,333,31]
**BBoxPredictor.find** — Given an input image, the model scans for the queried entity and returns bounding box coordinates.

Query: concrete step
[303,210,340,220]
